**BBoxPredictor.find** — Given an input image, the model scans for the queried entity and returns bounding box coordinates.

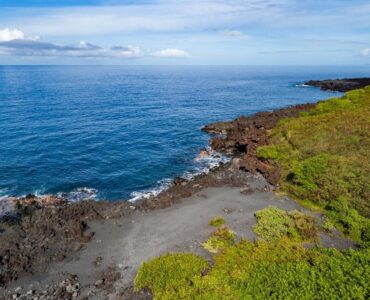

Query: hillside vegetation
[257,86,370,245]
[135,87,370,299]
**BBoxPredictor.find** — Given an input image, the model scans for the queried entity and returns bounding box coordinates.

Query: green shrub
[135,239,370,299]
[256,145,280,160]
[322,218,335,232]
[134,253,209,299]
[253,206,318,242]
[256,144,290,160]
[289,154,331,192]
[325,197,370,245]
[208,216,225,227]
[202,226,236,253]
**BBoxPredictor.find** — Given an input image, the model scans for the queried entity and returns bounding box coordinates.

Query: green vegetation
[135,87,370,299]
[134,253,209,299]
[257,87,370,244]
[254,206,318,242]
[135,238,370,299]
[202,226,235,253]
[208,216,225,227]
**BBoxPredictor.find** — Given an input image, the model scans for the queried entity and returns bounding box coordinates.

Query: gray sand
[1,180,354,298]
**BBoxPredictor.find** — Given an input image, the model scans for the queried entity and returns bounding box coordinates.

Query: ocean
[0,65,368,202]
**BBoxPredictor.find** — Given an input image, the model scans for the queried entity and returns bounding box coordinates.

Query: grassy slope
[134,87,370,299]
[257,86,370,244]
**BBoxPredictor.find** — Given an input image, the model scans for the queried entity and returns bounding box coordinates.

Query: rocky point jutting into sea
[305,77,370,92]
[0,78,369,299]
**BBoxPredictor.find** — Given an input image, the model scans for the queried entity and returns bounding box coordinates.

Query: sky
[0,0,369,65]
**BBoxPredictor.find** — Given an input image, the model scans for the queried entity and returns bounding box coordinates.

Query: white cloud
[152,48,190,58]
[0,30,188,59]
[0,28,24,42]
[0,38,143,58]
[219,30,243,37]
[360,48,370,56]
[110,45,142,58]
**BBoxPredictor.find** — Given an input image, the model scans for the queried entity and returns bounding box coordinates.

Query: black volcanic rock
[203,103,315,185]
[305,78,370,92]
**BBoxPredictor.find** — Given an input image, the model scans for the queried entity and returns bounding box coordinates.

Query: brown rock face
[203,103,314,184]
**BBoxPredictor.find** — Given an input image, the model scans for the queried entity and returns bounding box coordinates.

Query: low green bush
[253,206,318,242]
[202,226,236,253]
[134,253,209,299]
[135,239,370,299]
[208,216,225,227]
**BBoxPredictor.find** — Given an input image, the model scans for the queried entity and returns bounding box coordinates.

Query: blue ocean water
[0,65,369,201]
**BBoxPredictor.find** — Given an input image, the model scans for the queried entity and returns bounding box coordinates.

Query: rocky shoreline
[0,100,314,290]
[1,79,368,297]
[202,103,315,185]
[305,78,370,92]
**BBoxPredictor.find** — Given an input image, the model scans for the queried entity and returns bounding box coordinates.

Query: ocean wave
[129,178,173,202]
[57,187,98,202]
[295,83,310,87]
[129,147,230,202]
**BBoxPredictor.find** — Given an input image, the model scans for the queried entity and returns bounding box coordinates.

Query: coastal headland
[1,79,369,299]
[305,77,370,92]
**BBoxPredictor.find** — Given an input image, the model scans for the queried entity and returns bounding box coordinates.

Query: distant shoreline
[305,77,370,92]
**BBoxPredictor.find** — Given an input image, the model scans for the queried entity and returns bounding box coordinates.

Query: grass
[208,216,225,227]
[257,87,370,244]
[253,206,319,242]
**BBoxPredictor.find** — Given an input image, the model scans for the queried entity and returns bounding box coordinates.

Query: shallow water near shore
[0,65,368,201]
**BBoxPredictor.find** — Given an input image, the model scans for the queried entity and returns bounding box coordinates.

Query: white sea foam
[296,83,310,87]
[129,147,230,202]
[57,187,98,202]
[129,178,173,202]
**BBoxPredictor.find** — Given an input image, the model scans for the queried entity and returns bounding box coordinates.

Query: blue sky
[0,0,369,65]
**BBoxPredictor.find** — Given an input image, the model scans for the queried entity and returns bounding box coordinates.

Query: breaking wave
[129,147,230,202]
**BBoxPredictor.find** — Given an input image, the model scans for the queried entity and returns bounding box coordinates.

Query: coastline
[0,100,312,291]
[1,79,368,298]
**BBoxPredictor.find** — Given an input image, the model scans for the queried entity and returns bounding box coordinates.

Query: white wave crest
[129,147,230,202]
[57,187,98,202]
[129,178,172,202]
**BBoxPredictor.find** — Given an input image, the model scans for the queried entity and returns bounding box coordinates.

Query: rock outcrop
[203,103,315,185]
[305,78,370,92]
